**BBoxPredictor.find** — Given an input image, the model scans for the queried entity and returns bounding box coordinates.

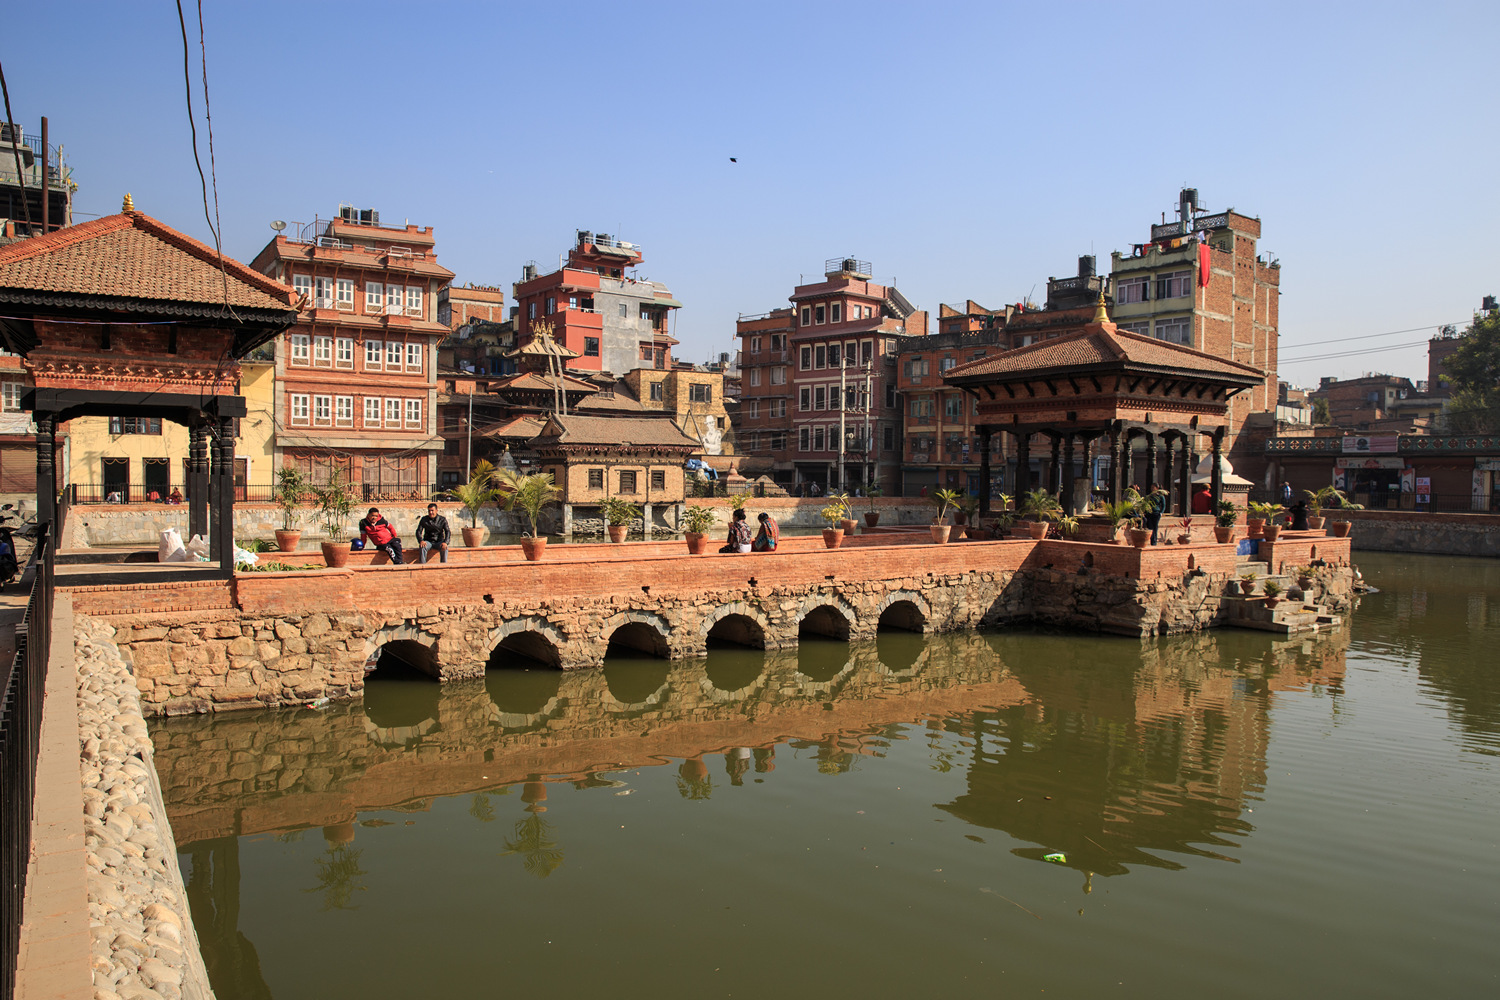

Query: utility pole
[465,388,474,474]
[863,363,874,492]
[837,356,848,490]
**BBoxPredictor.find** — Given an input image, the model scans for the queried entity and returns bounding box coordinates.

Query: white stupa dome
[1192,452,1252,486]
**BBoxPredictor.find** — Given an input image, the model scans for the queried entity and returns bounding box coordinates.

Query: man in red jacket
[358,507,405,566]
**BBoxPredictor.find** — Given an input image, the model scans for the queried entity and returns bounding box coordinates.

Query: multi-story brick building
[737,259,926,493]
[250,207,454,495]
[622,366,735,459]
[511,231,680,376]
[1308,374,1421,433]
[1109,188,1279,459]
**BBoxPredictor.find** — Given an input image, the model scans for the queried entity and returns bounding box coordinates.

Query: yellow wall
[239,361,276,485]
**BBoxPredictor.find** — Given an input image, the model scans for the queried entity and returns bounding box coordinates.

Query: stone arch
[365,622,442,679]
[796,594,858,641]
[602,610,672,658]
[484,615,565,670]
[700,602,771,649]
[1083,552,1095,568]
[875,590,931,633]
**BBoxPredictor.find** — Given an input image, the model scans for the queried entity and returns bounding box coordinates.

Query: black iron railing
[2,522,53,998]
[66,484,454,505]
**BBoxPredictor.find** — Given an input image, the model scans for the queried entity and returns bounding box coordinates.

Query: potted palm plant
[505,472,561,561]
[1019,488,1062,540]
[820,500,848,549]
[1092,499,1138,543]
[863,488,883,528]
[272,466,307,552]
[930,488,961,543]
[1239,571,1258,596]
[1251,501,1287,541]
[681,504,715,554]
[1314,486,1360,536]
[313,472,356,568]
[601,496,641,543]
[1214,499,1238,543]
[449,461,498,547]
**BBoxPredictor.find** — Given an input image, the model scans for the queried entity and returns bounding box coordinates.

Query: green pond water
[151,551,1500,999]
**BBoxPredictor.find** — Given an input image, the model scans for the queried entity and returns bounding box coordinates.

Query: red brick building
[250,208,454,496]
[737,259,926,493]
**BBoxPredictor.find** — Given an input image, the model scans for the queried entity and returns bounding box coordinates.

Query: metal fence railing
[66,484,457,505]
[2,522,53,998]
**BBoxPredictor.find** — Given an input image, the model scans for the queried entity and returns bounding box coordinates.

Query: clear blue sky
[5,1,1496,387]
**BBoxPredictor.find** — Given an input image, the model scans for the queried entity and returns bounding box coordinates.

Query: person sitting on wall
[359,507,405,566]
[719,508,753,553]
[415,503,450,564]
[1191,483,1212,514]
[1289,499,1310,531]
[167,487,183,505]
[752,511,779,551]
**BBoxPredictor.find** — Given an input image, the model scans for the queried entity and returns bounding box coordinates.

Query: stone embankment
[73,616,212,1000]
[1341,509,1500,557]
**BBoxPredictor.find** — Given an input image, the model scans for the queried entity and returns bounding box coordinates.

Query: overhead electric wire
[1280,339,1435,365]
[1282,321,1466,351]
[0,56,35,234]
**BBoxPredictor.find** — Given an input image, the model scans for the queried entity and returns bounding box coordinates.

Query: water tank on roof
[843,258,858,273]
[577,230,593,247]
[522,264,537,282]
[1078,255,1095,278]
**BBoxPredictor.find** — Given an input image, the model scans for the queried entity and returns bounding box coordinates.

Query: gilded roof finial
[1092,285,1109,324]
[122,193,135,213]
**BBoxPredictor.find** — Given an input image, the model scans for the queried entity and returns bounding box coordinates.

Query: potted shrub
[1175,516,1194,545]
[1303,487,1331,530]
[1296,565,1316,591]
[930,488,961,544]
[449,461,498,547]
[682,504,715,554]
[1261,579,1283,609]
[954,495,982,538]
[1251,501,1288,541]
[863,488,882,528]
[820,501,847,549]
[601,496,641,543]
[1127,513,1151,548]
[827,492,858,534]
[1092,499,1138,543]
[272,466,307,552]
[505,472,561,561]
[312,472,356,568]
[1319,486,1361,536]
[1247,501,1283,539]
[1214,499,1238,543]
[1019,488,1062,540]
[1239,572,1257,596]
[1056,514,1080,539]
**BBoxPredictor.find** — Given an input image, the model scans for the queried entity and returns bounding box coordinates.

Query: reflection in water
[150,563,1500,999]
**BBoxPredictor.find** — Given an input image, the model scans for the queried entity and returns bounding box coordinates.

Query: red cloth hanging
[1198,244,1211,287]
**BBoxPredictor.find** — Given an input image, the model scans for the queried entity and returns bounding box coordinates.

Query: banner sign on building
[1416,476,1431,504]
[1343,435,1400,454]
[1335,456,1405,470]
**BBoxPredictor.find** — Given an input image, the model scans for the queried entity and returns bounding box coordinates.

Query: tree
[1311,397,1332,426]
[1441,310,1500,432]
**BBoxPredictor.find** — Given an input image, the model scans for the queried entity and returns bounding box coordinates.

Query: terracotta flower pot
[839,518,858,534]
[1264,597,1281,610]
[1306,516,1325,529]
[864,512,880,527]
[1330,521,1352,537]
[1262,525,1283,541]
[822,527,844,549]
[1028,521,1048,540]
[930,523,951,544]
[521,536,547,562]
[462,526,485,548]
[1246,518,1265,539]
[607,524,628,543]
[1297,576,1314,591]
[1176,534,1192,545]
[274,529,301,553]
[1128,528,1150,548]
[320,541,349,568]
[1214,525,1234,543]
[685,532,708,555]
[1239,580,1256,595]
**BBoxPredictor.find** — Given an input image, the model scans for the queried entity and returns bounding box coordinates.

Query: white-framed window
[831,303,842,323]
[748,400,760,418]
[800,307,811,326]
[940,357,956,372]
[385,284,403,314]
[364,397,382,426]
[799,387,811,411]
[386,340,403,369]
[313,336,333,365]
[292,274,312,304]
[813,426,825,450]
[815,345,826,369]
[749,368,761,387]
[750,336,762,352]
[289,334,310,365]
[336,337,354,368]
[814,386,827,410]
[1155,270,1193,300]
[829,343,841,368]
[290,393,309,425]
[1117,320,1152,337]
[405,286,423,317]
[366,281,384,313]
[365,339,383,369]
[1116,276,1149,304]
[0,382,22,412]
[1154,317,1191,345]
[406,342,423,371]
[800,346,812,370]
[385,397,402,425]
[405,398,422,427]
[313,394,332,426]
[771,366,786,385]
[314,276,335,309]
[335,395,353,427]
[799,427,810,451]
[772,399,786,418]
[336,278,355,309]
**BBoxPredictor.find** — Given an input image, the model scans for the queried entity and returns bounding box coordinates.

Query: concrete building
[511,231,680,376]
[1109,188,1279,459]
[738,259,926,493]
[1308,374,1420,432]
[622,367,735,461]
[250,207,455,496]
[0,117,72,240]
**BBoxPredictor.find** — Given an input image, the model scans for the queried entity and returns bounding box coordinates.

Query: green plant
[237,560,300,573]
[730,492,747,511]
[865,487,883,502]
[237,538,275,553]
[823,493,851,522]
[1248,501,1287,524]
[504,472,562,537]
[1093,499,1140,532]
[1056,514,1080,537]
[1019,488,1063,523]
[1215,499,1238,527]
[956,494,980,518]
[931,488,962,522]
[449,463,499,529]
[600,496,642,527]
[312,472,356,539]
[1240,571,1258,583]
[820,504,847,527]
[1261,580,1283,599]
[1308,485,1361,514]
[681,505,716,534]
[273,466,307,531]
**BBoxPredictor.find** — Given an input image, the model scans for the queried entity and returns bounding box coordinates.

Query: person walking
[1143,485,1167,545]
[415,503,450,564]
[359,507,405,566]
[752,511,780,551]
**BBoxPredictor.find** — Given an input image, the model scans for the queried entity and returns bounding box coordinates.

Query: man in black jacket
[415,503,451,564]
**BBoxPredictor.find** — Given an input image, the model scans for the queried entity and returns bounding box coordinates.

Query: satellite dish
[269,220,287,232]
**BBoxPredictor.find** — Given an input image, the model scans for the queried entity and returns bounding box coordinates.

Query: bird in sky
[729,157,737,163]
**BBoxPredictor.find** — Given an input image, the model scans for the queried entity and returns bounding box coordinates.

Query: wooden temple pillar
[1062,434,1078,513]
[1048,435,1062,496]
[1107,425,1122,504]
[1015,433,1031,496]
[35,411,57,529]
[189,421,211,541]
[1210,425,1226,508]
[1183,438,1198,514]
[977,424,993,516]
[211,416,237,576]
[1144,431,1158,491]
